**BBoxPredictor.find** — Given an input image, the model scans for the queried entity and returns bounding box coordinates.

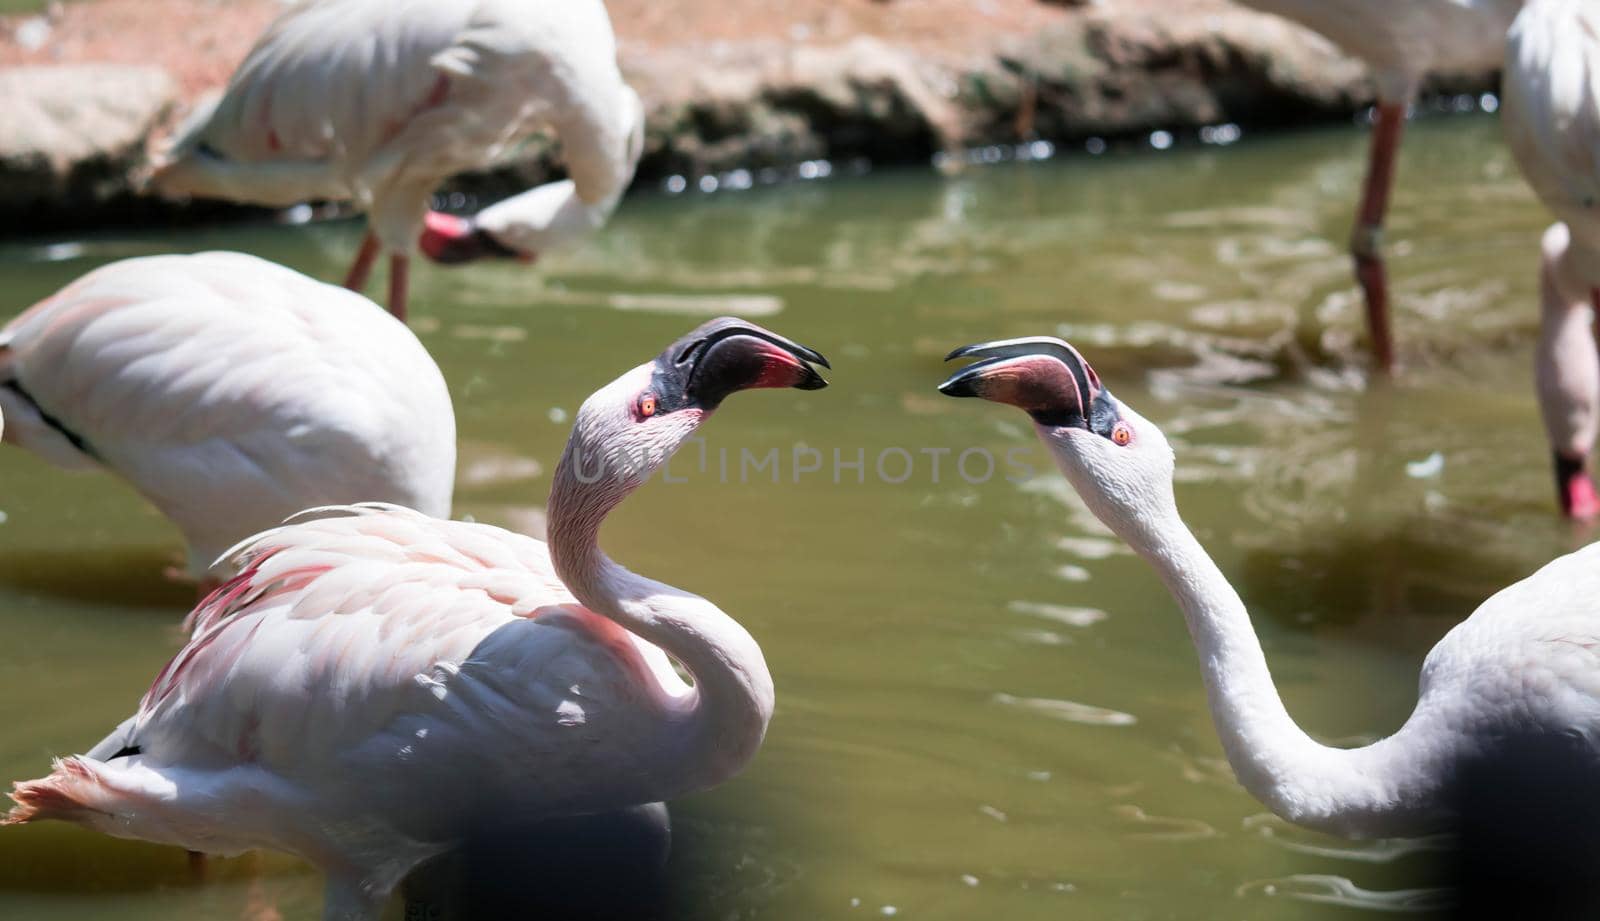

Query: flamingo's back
[0,251,456,574]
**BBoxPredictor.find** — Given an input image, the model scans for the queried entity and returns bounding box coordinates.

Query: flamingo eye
[637,394,658,419]
[1111,421,1133,446]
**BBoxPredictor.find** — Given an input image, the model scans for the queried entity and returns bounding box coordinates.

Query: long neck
[1125,505,1446,837]
[546,447,774,793]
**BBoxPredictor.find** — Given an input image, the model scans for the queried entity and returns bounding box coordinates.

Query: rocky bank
[0,0,1502,232]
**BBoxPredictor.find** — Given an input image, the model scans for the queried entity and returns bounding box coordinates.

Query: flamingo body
[0,252,455,577]
[9,506,691,893]
[1238,0,1522,101]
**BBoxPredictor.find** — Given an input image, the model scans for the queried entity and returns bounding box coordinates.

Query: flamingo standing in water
[4,318,829,921]
[0,251,455,588]
[149,0,645,321]
[1502,0,1600,519]
[940,335,1600,837]
[1234,0,1524,371]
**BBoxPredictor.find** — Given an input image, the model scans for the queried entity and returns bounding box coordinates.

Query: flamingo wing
[131,505,687,781]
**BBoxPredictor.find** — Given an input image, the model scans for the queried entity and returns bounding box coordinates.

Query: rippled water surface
[0,115,1584,919]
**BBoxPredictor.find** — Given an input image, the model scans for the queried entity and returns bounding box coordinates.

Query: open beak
[658,317,829,409]
[418,211,528,265]
[938,336,1108,429]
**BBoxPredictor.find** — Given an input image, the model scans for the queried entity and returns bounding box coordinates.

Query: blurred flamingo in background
[148,0,646,322]
[1234,0,1525,371]
[0,251,455,590]
[1502,0,1600,519]
[4,318,829,921]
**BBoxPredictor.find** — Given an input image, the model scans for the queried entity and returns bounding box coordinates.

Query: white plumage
[4,318,830,921]
[1238,0,1523,101]
[1501,0,1600,517]
[1233,0,1525,370]
[941,336,1600,838]
[149,0,645,319]
[0,251,456,579]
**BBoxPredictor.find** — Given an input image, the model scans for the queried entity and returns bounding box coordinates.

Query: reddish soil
[0,0,1232,103]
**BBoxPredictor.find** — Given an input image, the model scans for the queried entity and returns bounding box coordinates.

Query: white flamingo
[4,318,829,921]
[149,0,645,322]
[0,251,455,588]
[1234,0,1525,371]
[940,335,1600,837]
[1502,0,1600,519]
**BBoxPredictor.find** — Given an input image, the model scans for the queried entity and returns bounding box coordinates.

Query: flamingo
[940,335,1600,838]
[1234,0,1525,371]
[3,317,829,921]
[0,251,455,589]
[1501,0,1600,519]
[148,0,645,322]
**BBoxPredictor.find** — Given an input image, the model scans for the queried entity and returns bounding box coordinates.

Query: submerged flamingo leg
[388,254,409,323]
[1352,102,1407,374]
[343,232,380,293]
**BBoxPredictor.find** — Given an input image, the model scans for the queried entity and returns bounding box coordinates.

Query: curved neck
[546,445,774,792]
[1125,506,1445,837]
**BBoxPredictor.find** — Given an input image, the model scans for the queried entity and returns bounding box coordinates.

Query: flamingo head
[417,210,532,265]
[557,318,829,499]
[939,336,1177,543]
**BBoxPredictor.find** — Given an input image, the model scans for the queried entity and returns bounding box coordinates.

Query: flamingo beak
[938,336,1116,431]
[658,317,830,410]
[418,211,526,265]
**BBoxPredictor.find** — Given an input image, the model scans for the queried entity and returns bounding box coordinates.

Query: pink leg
[1352,102,1406,374]
[343,231,380,293]
[1565,290,1600,521]
[388,254,409,323]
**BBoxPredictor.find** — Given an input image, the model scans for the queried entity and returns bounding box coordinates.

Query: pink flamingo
[0,251,454,590]
[149,0,645,321]
[4,318,828,921]
[940,334,1600,836]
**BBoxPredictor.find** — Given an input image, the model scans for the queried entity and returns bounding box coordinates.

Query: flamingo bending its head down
[1234,0,1525,371]
[1501,0,1600,519]
[4,317,829,921]
[940,335,1600,838]
[0,251,455,586]
[148,0,645,321]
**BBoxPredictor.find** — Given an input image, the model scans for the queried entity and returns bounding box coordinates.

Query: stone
[0,65,175,218]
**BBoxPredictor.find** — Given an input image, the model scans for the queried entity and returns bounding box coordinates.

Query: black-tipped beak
[938,336,1111,431]
[418,211,528,265]
[656,317,830,409]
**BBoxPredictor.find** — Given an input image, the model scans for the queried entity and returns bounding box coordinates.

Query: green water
[0,115,1583,919]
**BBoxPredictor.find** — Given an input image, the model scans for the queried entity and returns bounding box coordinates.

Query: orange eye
[638,395,657,418]
[1111,422,1133,446]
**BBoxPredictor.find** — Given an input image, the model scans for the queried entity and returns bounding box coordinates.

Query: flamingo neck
[1125,506,1444,837]
[546,447,774,793]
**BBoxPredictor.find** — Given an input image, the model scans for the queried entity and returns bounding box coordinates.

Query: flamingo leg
[1536,231,1600,520]
[343,232,380,293]
[1351,102,1406,374]
[241,851,284,921]
[387,254,409,323]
